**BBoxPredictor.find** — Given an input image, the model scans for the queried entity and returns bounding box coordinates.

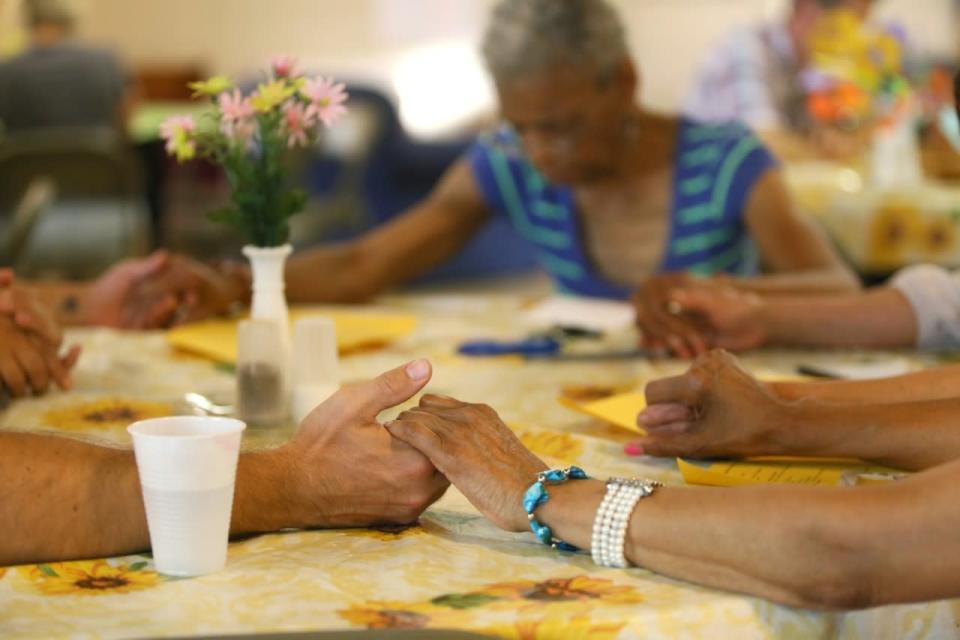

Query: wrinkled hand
[386,396,547,532]
[667,287,768,352]
[627,350,788,459]
[84,252,246,329]
[278,359,450,528]
[122,255,247,327]
[0,269,61,345]
[0,315,81,397]
[83,251,180,328]
[633,273,730,359]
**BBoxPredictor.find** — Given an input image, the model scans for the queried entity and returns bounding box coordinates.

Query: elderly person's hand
[119,255,248,328]
[626,350,788,459]
[386,395,547,532]
[665,287,769,352]
[633,272,729,359]
[0,315,81,397]
[82,252,247,329]
[273,359,450,528]
[81,251,181,328]
[0,269,62,345]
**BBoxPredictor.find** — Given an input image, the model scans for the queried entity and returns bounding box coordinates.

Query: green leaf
[430,593,501,610]
[38,564,59,577]
[128,561,149,572]
[207,207,245,229]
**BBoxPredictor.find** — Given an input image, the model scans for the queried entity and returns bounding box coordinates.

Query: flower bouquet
[802,9,918,186]
[160,57,348,424]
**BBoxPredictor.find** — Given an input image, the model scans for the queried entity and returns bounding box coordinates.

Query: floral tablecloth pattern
[787,162,960,273]
[1,292,958,640]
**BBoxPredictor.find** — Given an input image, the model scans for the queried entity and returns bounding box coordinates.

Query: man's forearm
[0,433,303,566]
[758,288,916,348]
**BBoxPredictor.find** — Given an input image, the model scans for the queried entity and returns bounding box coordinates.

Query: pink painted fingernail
[624,443,644,456]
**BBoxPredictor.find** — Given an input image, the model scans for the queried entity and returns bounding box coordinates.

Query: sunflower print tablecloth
[1,293,958,640]
[787,163,960,273]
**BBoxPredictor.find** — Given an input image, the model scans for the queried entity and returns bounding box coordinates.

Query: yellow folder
[166,308,417,364]
[676,457,904,488]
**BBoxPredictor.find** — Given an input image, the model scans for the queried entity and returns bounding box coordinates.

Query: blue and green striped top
[468,118,778,299]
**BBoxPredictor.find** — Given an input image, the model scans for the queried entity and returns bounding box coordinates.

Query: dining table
[1,278,958,640]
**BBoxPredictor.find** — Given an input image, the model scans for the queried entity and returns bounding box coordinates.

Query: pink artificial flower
[219,89,255,123]
[282,100,314,148]
[218,89,257,143]
[300,76,348,126]
[271,55,298,79]
[159,115,196,155]
[225,118,259,147]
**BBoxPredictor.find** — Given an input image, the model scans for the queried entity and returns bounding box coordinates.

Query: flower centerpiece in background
[160,57,348,424]
[801,9,917,186]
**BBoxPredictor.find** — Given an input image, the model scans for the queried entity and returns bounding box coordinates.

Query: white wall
[2,0,956,137]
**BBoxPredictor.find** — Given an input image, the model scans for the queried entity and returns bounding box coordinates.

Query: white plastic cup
[292,316,340,422]
[128,416,246,576]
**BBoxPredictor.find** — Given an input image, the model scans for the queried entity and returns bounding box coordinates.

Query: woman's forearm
[537,462,960,609]
[772,365,960,404]
[758,288,917,349]
[771,397,960,470]
[734,266,860,296]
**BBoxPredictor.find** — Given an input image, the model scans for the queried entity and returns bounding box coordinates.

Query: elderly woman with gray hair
[152,0,858,349]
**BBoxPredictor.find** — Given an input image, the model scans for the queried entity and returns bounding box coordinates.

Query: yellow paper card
[167,309,417,364]
[564,392,648,434]
[677,457,904,488]
[560,373,810,435]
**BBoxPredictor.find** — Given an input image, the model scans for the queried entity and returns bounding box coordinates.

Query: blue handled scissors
[457,335,562,357]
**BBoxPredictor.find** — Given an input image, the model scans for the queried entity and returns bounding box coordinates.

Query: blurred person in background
[685,0,879,161]
[139,0,857,343]
[641,72,960,357]
[0,0,133,134]
[0,252,243,398]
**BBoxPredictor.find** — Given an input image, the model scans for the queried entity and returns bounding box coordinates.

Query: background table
[1,285,958,639]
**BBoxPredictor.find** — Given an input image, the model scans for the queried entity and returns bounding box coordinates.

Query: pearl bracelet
[591,477,662,568]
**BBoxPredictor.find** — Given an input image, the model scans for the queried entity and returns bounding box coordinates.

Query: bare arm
[540,461,960,609]
[387,395,960,610]
[285,158,491,303]
[0,361,450,565]
[759,288,916,348]
[740,169,859,294]
[771,365,960,404]
[660,275,912,357]
[637,351,960,472]
[0,432,292,565]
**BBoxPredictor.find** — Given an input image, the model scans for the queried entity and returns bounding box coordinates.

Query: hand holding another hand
[275,360,450,528]
[387,395,547,532]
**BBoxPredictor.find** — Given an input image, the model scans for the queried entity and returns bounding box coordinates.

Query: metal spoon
[183,392,235,416]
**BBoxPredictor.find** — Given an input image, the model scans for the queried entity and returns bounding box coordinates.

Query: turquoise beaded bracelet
[522,466,589,551]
